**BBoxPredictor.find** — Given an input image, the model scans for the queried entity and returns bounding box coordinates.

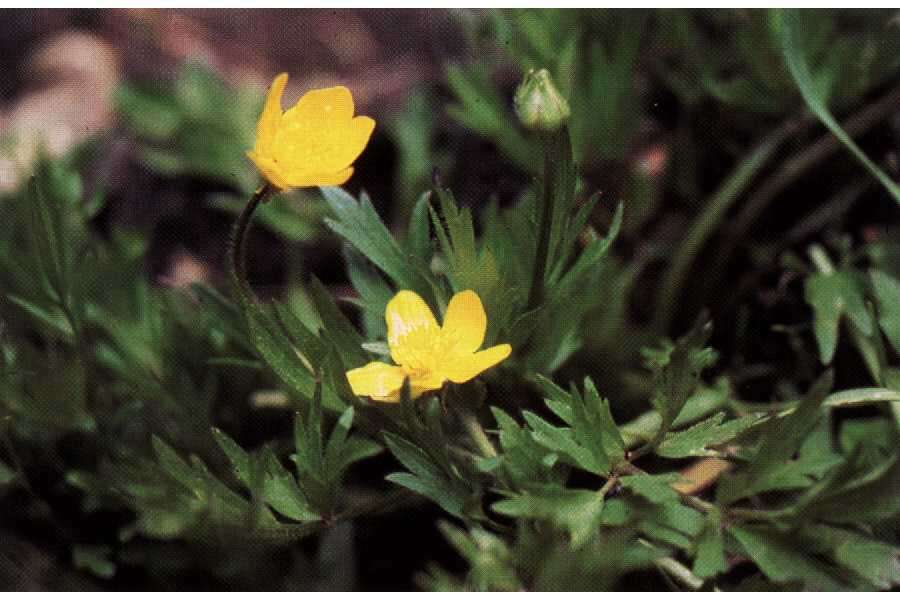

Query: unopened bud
[514,68,571,132]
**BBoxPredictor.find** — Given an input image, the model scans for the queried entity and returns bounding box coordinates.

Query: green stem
[653,119,800,333]
[527,132,556,312]
[228,185,273,304]
[598,474,619,498]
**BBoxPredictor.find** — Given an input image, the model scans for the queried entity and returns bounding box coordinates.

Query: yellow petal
[442,344,512,384]
[272,115,374,176]
[386,291,439,370]
[246,151,291,190]
[282,86,355,125]
[441,290,487,355]
[330,115,375,168]
[345,362,406,402]
[283,167,354,189]
[254,73,288,155]
[407,370,446,399]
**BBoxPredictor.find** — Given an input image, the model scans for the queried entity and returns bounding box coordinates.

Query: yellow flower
[247,73,375,190]
[346,290,512,402]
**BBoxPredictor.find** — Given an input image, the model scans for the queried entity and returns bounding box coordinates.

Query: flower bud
[514,68,571,132]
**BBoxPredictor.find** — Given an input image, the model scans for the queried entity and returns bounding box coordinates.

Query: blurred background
[1,7,898,591]
[1,8,466,285]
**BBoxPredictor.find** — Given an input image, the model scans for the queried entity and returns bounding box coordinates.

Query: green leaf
[212,428,318,522]
[638,317,717,453]
[212,427,253,483]
[430,187,481,292]
[524,410,605,474]
[489,407,561,487]
[552,202,622,293]
[445,64,504,136]
[805,524,900,590]
[794,452,900,524]
[323,406,354,474]
[770,8,900,204]
[731,525,847,591]
[434,522,521,591]
[718,372,832,504]
[531,376,624,473]
[619,380,732,449]
[6,294,75,342]
[492,486,605,549]
[383,431,445,483]
[259,446,318,522]
[692,508,726,578]
[245,302,318,401]
[322,405,381,477]
[579,378,625,464]
[536,375,575,424]
[308,277,368,369]
[805,270,874,364]
[870,269,900,354]
[322,187,433,295]
[190,282,254,354]
[541,126,577,284]
[657,412,764,458]
[638,501,705,550]
[406,192,433,261]
[300,378,325,477]
[343,247,394,340]
[151,436,205,493]
[273,300,326,371]
[620,473,680,505]
[383,432,469,518]
[27,172,69,303]
[116,64,259,192]
[386,472,465,519]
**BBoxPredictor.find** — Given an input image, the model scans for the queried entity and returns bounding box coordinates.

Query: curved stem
[228,184,272,305]
[653,117,802,333]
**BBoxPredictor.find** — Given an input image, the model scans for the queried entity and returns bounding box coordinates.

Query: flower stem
[527,145,553,310]
[228,184,272,305]
[527,128,569,311]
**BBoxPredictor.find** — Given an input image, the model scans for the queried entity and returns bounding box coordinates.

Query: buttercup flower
[247,73,375,190]
[346,290,512,402]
